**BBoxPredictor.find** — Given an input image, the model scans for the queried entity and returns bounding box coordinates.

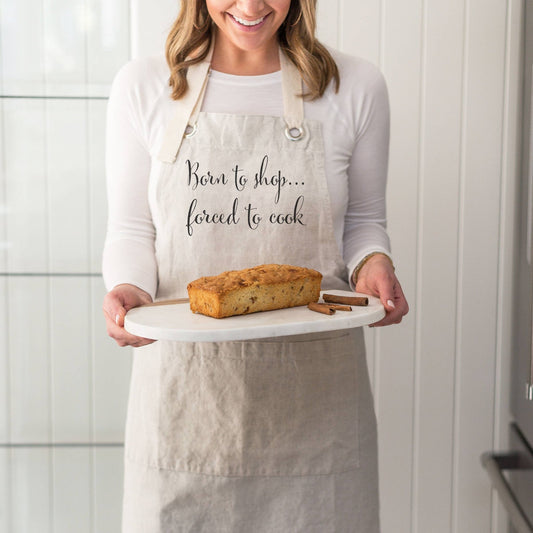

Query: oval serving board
[124,290,385,342]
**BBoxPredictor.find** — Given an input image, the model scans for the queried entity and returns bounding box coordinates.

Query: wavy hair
[165,0,340,101]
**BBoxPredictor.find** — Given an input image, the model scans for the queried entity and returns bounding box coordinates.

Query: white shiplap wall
[0,0,132,531]
[0,0,523,532]
[315,1,521,533]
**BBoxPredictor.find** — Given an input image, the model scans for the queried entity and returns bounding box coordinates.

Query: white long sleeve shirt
[103,48,392,299]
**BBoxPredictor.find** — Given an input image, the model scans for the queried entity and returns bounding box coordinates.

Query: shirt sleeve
[102,61,158,299]
[342,63,393,289]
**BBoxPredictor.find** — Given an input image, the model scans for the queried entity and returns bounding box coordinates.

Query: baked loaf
[187,264,322,319]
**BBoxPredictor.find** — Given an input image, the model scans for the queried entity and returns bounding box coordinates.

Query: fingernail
[115,314,120,325]
[387,299,395,309]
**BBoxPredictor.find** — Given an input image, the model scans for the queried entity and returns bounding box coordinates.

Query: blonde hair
[165,0,340,101]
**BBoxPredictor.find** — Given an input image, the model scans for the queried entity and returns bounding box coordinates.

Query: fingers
[370,280,409,327]
[103,293,125,330]
[102,289,129,331]
[102,285,155,348]
[103,309,155,347]
[354,260,409,328]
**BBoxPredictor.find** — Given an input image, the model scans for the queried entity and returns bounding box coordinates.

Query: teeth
[231,14,265,26]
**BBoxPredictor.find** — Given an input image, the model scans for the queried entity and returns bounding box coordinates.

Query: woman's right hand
[103,284,156,347]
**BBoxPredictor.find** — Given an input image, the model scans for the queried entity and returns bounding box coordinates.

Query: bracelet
[352,252,395,285]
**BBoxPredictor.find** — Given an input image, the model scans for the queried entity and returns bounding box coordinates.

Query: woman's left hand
[354,254,409,327]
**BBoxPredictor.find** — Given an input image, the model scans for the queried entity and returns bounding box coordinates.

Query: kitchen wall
[0,0,523,532]
[342,1,521,532]
[0,0,133,531]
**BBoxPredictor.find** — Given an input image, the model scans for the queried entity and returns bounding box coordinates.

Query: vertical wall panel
[10,449,52,533]
[47,100,90,273]
[492,3,523,532]
[340,2,383,66]
[3,99,48,273]
[52,448,92,533]
[0,99,6,271]
[130,0,178,58]
[87,0,131,93]
[454,2,509,532]
[8,277,51,443]
[413,1,466,532]
[0,0,45,95]
[372,2,423,531]
[0,450,12,531]
[0,278,8,442]
[43,0,87,96]
[50,278,92,442]
[316,0,340,49]
[88,99,108,274]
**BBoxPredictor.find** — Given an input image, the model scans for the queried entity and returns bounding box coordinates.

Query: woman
[103,0,409,531]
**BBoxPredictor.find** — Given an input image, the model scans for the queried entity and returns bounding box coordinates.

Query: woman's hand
[354,254,409,327]
[103,284,156,347]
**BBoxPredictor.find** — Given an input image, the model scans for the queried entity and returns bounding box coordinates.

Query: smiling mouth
[229,13,268,27]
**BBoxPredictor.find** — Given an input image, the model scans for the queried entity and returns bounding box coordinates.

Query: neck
[210,33,280,75]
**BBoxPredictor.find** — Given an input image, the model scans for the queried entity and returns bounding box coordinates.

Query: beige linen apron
[122,49,379,533]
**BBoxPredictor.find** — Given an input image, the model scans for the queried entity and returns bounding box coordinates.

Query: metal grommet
[285,126,304,141]
[184,123,197,138]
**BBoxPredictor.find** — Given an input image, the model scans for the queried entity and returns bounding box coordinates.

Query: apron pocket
[150,330,363,477]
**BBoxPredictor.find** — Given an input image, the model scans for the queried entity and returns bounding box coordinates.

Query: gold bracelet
[352,252,395,285]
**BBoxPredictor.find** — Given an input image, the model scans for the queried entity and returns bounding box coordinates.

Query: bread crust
[187,264,322,318]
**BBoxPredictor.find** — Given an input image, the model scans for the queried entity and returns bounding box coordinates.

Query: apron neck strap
[279,48,305,140]
[158,43,214,163]
[158,45,305,163]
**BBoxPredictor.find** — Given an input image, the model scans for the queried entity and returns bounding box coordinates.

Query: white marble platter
[124,290,385,342]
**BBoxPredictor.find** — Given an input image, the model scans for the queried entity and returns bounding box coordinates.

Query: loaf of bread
[187,264,322,319]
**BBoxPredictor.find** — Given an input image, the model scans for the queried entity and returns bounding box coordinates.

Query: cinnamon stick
[322,294,368,306]
[141,298,189,307]
[308,302,336,315]
[326,304,352,312]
